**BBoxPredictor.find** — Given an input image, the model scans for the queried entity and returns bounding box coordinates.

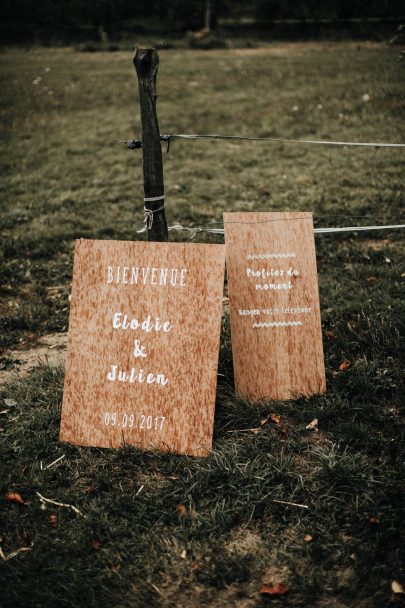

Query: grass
[0,42,405,607]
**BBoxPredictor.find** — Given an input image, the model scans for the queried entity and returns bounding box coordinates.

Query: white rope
[143,204,165,230]
[314,224,405,234]
[167,223,405,237]
[144,195,165,203]
[167,133,405,149]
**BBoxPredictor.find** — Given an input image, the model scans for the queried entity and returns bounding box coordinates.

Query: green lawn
[0,42,404,607]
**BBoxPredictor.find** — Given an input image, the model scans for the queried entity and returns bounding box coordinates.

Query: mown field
[0,42,404,607]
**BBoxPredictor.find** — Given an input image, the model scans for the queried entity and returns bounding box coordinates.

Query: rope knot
[143,195,165,230]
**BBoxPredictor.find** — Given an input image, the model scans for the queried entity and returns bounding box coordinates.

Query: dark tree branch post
[134,48,168,242]
[204,0,211,32]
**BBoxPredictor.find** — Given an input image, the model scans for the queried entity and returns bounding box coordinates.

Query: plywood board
[224,212,326,401]
[60,239,225,457]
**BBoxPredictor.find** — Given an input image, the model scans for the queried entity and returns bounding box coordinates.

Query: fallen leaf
[305,418,318,431]
[260,582,289,596]
[339,360,351,371]
[326,330,336,340]
[84,486,96,495]
[368,516,380,525]
[191,562,200,570]
[261,414,280,426]
[48,514,57,528]
[392,581,404,594]
[304,534,313,542]
[367,276,378,283]
[180,549,187,559]
[176,504,187,517]
[5,492,27,506]
[91,539,102,550]
[4,399,17,407]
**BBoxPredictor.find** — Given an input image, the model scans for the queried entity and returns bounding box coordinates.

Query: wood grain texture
[60,239,225,457]
[224,212,326,401]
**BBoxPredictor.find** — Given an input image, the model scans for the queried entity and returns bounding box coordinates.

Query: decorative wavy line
[252,321,303,328]
[246,253,296,260]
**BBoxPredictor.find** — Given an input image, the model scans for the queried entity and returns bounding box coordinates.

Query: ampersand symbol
[133,339,147,358]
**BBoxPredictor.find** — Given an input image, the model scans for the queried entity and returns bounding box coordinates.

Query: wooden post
[134,48,168,242]
[204,0,211,31]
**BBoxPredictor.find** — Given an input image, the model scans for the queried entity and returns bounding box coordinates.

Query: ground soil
[0,333,67,385]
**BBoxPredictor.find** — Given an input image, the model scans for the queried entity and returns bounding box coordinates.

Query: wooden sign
[60,239,225,457]
[224,212,326,401]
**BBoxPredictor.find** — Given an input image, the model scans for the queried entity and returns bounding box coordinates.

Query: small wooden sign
[224,212,326,401]
[60,239,225,457]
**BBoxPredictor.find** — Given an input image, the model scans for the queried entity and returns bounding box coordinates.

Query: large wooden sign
[60,239,225,457]
[224,212,326,401]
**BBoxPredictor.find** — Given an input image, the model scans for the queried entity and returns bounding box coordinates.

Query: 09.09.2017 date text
[103,412,166,431]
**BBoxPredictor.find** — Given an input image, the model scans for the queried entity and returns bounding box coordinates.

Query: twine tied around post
[143,195,165,230]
